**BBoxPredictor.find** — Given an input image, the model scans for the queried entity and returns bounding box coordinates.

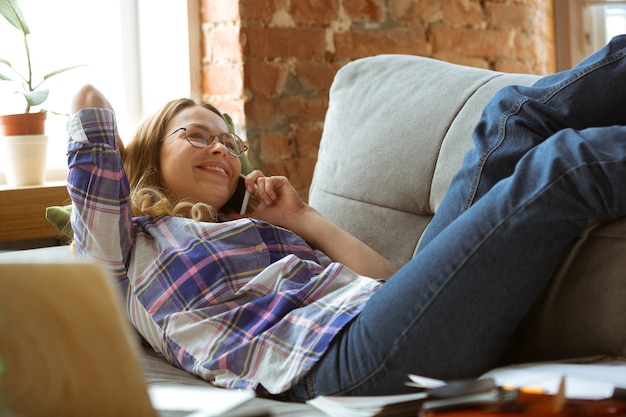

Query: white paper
[406,358,626,400]
[148,384,254,415]
[308,392,428,417]
[479,358,626,399]
[406,374,446,389]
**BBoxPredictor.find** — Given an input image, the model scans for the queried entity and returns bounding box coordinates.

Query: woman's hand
[70,84,115,113]
[70,84,125,155]
[244,171,308,229]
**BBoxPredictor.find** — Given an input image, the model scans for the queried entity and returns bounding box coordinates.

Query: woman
[67,35,626,401]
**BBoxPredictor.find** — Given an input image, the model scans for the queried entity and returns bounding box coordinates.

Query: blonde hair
[122,98,230,222]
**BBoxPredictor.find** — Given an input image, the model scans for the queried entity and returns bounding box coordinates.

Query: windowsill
[0,167,68,189]
[0,182,69,243]
[0,180,66,191]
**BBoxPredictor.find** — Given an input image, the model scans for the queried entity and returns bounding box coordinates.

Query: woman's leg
[419,35,626,248]
[287,125,626,399]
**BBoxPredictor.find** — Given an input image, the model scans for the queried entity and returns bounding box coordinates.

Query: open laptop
[0,262,255,417]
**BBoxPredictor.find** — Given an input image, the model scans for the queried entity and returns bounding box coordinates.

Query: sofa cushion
[309,54,537,268]
[518,216,626,360]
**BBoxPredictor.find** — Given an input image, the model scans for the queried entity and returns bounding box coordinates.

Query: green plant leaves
[42,64,86,81]
[0,57,19,82]
[23,89,49,106]
[0,72,15,82]
[1,0,83,112]
[0,0,29,35]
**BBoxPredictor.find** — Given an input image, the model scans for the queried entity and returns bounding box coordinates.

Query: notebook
[0,262,254,417]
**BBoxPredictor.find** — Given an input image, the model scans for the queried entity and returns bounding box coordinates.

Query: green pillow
[223,113,253,174]
[45,204,73,239]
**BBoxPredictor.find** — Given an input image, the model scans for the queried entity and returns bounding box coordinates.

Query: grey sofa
[2,54,624,416]
[309,54,625,363]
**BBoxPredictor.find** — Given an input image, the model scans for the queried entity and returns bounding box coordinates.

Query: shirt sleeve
[66,108,135,280]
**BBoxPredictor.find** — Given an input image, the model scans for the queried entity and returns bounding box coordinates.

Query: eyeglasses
[163,123,248,157]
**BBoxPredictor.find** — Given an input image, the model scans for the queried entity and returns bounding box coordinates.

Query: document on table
[409,356,626,400]
[307,357,626,417]
[149,384,255,416]
[307,392,428,417]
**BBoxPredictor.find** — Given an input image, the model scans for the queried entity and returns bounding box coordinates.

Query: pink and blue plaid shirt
[66,108,381,393]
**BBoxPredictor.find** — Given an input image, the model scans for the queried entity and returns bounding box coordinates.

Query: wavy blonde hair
[122,98,230,221]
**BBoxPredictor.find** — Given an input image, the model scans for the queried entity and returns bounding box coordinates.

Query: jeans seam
[464,46,626,211]
[465,95,529,210]
[306,370,317,398]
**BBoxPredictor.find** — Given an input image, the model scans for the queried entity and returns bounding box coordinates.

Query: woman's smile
[195,161,230,177]
[160,106,242,210]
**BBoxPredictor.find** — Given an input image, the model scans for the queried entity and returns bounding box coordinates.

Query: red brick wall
[201,0,555,198]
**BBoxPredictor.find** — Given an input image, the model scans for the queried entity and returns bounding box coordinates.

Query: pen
[502,385,546,395]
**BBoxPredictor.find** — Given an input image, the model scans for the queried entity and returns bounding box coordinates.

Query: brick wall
[201,0,555,198]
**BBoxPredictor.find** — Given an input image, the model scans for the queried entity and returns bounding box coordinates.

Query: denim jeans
[285,35,626,400]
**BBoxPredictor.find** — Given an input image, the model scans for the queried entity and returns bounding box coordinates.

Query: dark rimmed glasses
[163,123,248,157]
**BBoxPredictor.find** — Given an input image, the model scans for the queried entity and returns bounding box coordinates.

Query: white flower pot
[1,134,48,187]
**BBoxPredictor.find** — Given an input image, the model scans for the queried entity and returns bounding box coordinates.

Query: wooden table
[422,392,626,416]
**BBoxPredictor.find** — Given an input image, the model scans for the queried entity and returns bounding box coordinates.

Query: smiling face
[159,105,241,210]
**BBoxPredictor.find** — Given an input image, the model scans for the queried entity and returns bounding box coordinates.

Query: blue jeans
[285,35,626,400]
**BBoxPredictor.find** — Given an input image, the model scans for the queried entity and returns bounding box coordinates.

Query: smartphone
[223,175,250,215]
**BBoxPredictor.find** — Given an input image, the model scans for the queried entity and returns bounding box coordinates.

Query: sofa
[2,54,625,416]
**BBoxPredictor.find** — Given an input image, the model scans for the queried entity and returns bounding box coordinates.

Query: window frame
[0,0,200,186]
[555,0,626,71]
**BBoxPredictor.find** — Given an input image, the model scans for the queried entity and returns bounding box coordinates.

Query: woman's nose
[206,139,228,155]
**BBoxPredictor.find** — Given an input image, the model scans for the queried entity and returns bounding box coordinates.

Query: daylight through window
[0,0,195,184]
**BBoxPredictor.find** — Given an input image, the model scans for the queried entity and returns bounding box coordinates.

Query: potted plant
[0,0,81,186]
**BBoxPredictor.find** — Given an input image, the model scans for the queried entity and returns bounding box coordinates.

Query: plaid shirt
[66,108,381,393]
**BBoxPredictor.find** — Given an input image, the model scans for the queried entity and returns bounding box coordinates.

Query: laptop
[0,262,255,417]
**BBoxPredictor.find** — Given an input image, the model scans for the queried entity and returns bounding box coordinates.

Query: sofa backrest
[310,55,626,362]
[310,55,537,268]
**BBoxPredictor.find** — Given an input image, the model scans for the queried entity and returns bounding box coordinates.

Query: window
[0,0,199,184]
[555,0,626,71]
[600,3,626,39]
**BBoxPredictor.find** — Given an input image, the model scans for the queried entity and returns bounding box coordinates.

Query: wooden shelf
[0,182,69,242]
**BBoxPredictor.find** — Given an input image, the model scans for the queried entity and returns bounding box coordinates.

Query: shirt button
[255,244,264,253]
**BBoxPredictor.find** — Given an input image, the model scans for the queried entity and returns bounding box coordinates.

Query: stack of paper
[307,392,428,417]
[307,357,626,417]
[479,357,626,400]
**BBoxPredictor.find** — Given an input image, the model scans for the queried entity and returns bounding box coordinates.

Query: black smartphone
[223,175,250,215]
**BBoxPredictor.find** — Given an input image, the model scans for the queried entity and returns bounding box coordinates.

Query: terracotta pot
[0,112,47,136]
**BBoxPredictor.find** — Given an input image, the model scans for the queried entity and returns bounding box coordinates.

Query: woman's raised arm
[70,84,125,155]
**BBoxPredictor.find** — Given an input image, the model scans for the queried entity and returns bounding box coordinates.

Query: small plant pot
[0,112,47,136]
[1,134,48,186]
